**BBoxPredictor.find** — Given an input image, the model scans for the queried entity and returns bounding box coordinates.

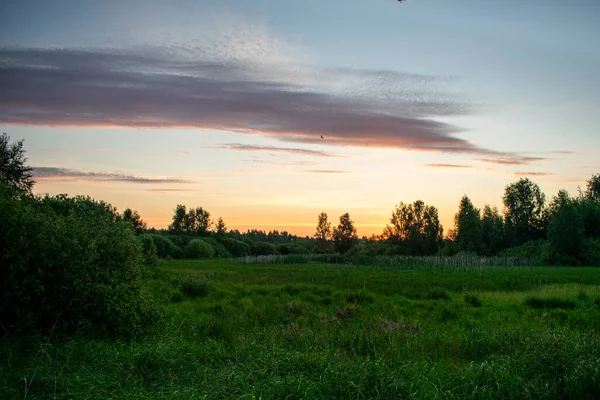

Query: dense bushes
[221,238,251,257]
[184,239,215,259]
[147,234,182,259]
[0,192,160,336]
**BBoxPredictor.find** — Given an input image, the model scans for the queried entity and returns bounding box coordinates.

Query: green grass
[2,260,600,399]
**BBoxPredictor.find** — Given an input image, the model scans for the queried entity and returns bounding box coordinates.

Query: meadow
[2,260,600,399]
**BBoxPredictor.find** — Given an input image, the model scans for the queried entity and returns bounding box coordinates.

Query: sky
[1,0,599,236]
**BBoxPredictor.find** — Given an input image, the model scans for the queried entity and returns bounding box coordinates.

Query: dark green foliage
[251,241,276,256]
[139,234,159,266]
[0,193,159,336]
[333,212,358,254]
[202,236,231,257]
[499,239,546,260]
[584,238,600,266]
[147,234,183,259]
[384,200,443,255]
[464,294,482,307]
[169,204,212,236]
[122,208,147,235]
[503,178,547,246]
[525,297,577,310]
[314,212,332,253]
[586,173,600,203]
[178,275,213,298]
[221,238,251,257]
[0,133,34,196]
[546,200,585,265]
[454,195,482,254]
[184,239,215,259]
[480,205,505,255]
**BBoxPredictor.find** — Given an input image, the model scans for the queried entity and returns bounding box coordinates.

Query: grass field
[2,260,600,399]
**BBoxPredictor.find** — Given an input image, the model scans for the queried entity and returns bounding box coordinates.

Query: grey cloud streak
[33,167,193,184]
[0,47,541,163]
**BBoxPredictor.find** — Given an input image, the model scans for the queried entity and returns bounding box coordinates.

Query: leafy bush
[221,238,250,257]
[139,234,159,266]
[251,241,276,256]
[202,236,231,258]
[178,275,213,298]
[499,239,546,262]
[584,238,600,266]
[0,193,160,336]
[148,234,182,259]
[184,239,215,259]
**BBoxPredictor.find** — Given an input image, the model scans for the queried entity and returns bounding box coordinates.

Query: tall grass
[235,254,537,270]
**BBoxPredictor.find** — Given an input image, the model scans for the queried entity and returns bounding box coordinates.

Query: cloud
[46,147,112,152]
[304,169,349,174]
[513,171,554,177]
[477,156,545,166]
[0,46,538,163]
[32,167,192,184]
[424,163,472,169]
[216,143,343,157]
[147,188,198,193]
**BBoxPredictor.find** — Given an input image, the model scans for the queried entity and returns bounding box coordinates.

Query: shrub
[179,275,213,298]
[251,241,276,256]
[0,193,160,336]
[139,234,159,266]
[184,239,215,259]
[202,236,231,258]
[221,238,250,257]
[148,234,182,259]
[584,238,600,266]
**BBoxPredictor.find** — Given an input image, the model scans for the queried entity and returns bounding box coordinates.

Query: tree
[332,213,358,254]
[453,195,481,254]
[586,174,600,203]
[192,207,211,236]
[503,178,546,246]
[546,199,585,265]
[384,200,443,255]
[0,133,34,196]
[313,212,332,253]
[215,217,227,238]
[122,208,147,235]
[169,204,186,233]
[480,205,505,255]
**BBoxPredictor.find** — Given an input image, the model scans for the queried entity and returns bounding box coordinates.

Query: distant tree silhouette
[453,195,481,254]
[191,207,212,236]
[314,212,332,253]
[216,217,227,238]
[122,208,147,235]
[480,205,505,255]
[333,213,358,254]
[0,133,34,196]
[503,178,546,246]
[547,196,585,264]
[169,204,187,233]
[586,174,600,203]
[384,200,443,255]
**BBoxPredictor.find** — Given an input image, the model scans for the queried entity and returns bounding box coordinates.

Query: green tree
[215,216,227,238]
[480,205,505,255]
[503,178,546,246]
[192,207,211,236]
[384,200,443,255]
[313,212,332,253]
[586,174,600,203]
[122,208,147,235]
[333,213,358,254]
[0,133,34,196]
[453,195,482,254]
[169,204,186,233]
[546,199,585,265]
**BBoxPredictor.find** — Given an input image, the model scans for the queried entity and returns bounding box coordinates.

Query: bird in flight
[321,135,324,139]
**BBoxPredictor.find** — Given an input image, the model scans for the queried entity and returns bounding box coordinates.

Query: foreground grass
[2,260,600,399]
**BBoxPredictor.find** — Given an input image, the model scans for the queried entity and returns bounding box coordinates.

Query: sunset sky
[1,0,599,236]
